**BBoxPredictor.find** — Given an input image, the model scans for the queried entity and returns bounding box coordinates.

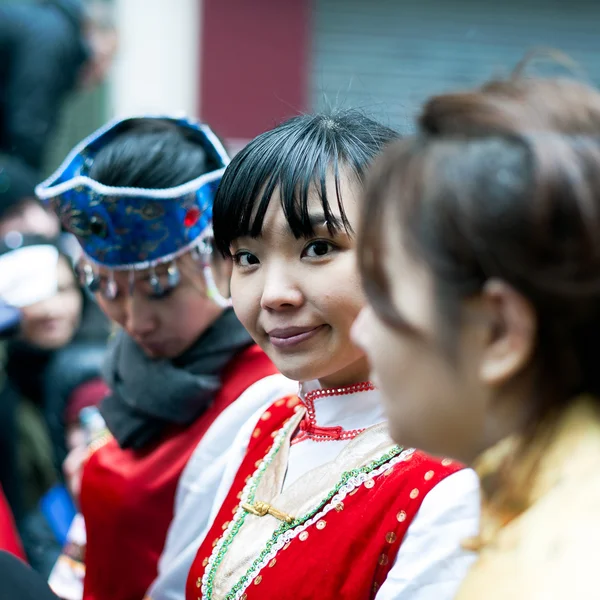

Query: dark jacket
[0,1,89,171]
[0,550,59,599]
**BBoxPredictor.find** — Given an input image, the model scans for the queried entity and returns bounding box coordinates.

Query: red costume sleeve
[0,484,25,561]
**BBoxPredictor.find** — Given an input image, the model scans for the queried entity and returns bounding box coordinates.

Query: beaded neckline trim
[292,381,376,445]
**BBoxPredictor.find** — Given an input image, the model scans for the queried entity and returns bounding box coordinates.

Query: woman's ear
[210,254,233,300]
[478,279,537,386]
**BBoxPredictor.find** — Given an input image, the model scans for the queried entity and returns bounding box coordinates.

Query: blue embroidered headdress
[36,115,231,303]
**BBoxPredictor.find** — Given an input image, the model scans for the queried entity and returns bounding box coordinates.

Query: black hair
[89,119,212,188]
[213,109,399,256]
[0,156,40,221]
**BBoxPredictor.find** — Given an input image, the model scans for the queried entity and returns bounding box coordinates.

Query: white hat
[0,244,59,308]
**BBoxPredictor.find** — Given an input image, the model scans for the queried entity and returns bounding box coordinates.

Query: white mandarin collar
[297,380,386,432]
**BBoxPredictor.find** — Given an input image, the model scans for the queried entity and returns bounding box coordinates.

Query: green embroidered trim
[202,420,404,600]
[202,415,299,598]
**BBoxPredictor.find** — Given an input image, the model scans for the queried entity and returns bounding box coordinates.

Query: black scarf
[100,309,254,450]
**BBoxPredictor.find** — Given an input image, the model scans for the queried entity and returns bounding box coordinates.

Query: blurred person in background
[0,156,60,239]
[0,0,117,173]
[0,235,109,576]
[37,116,294,600]
[353,72,600,599]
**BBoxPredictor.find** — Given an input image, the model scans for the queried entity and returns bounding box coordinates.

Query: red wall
[199,0,311,147]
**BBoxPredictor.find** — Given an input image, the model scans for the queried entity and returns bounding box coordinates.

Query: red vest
[81,345,278,600]
[186,398,463,600]
[0,485,25,561]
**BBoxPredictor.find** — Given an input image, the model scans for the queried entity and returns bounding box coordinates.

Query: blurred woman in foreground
[352,73,600,599]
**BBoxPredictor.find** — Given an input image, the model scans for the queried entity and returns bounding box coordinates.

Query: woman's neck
[317,355,371,390]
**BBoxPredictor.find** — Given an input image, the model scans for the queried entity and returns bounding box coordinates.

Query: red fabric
[65,378,110,424]
[200,0,310,140]
[80,345,278,600]
[0,484,25,561]
[187,400,463,600]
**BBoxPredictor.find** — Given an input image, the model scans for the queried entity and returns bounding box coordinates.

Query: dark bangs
[213,110,399,255]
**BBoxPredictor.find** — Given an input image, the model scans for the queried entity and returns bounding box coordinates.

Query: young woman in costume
[149,110,480,600]
[36,117,294,600]
[353,74,600,599]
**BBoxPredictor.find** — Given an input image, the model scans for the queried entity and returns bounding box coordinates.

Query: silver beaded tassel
[83,263,100,293]
[149,266,163,295]
[103,271,118,300]
[128,269,135,295]
[167,261,180,287]
[190,235,232,308]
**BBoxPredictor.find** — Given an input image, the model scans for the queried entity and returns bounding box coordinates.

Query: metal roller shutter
[312,0,600,132]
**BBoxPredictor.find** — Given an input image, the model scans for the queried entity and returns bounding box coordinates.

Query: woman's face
[229,173,369,388]
[95,253,224,359]
[351,212,533,463]
[20,257,82,349]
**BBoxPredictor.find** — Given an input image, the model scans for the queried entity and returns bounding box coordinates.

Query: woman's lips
[267,325,326,349]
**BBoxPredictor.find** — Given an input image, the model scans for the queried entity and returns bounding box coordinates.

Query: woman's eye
[233,251,259,267]
[302,240,335,258]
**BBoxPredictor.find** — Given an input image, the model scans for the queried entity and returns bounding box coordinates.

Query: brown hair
[359,74,600,431]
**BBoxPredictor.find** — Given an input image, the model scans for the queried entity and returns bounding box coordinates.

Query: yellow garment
[457,397,600,599]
